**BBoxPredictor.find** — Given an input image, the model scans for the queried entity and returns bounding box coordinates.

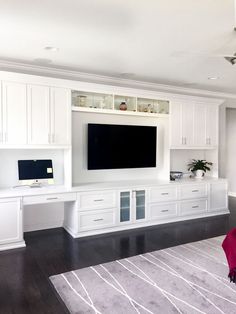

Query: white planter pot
[195,169,204,179]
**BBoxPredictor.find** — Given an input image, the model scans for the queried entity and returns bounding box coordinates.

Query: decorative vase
[119,101,127,111]
[195,169,204,179]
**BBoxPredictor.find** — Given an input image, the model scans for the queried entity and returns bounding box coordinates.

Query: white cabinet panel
[0,198,22,244]
[170,102,182,146]
[2,82,27,145]
[150,202,178,220]
[27,85,50,145]
[79,209,115,231]
[209,182,227,211]
[50,88,71,145]
[150,186,178,202]
[193,104,206,146]
[182,103,194,146]
[79,191,116,210]
[206,105,218,147]
[179,199,207,216]
[180,184,207,199]
[0,83,2,143]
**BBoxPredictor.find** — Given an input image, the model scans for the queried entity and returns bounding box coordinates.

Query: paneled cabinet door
[170,102,182,146]
[193,103,207,147]
[0,198,23,244]
[135,190,146,221]
[209,182,227,212]
[119,191,132,223]
[50,87,71,145]
[2,82,27,145]
[27,85,50,145]
[206,105,218,147]
[182,102,194,146]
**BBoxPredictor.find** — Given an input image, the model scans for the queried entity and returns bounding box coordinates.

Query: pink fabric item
[222,228,236,283]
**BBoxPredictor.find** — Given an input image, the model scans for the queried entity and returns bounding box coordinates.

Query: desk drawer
[23,193,77,205]
[79,191,116,210]
[79,210,115,231]
[179,199,207,216]
[150,203,178,220]
[180,184,207,200]
[150,186,177,203]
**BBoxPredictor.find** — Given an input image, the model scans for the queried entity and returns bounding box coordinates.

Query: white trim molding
[0,59,236,100]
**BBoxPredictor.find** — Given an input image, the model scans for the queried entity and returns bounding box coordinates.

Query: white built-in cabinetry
[0,81,71,148]
[170,101,218,148]
[0,198,24,249]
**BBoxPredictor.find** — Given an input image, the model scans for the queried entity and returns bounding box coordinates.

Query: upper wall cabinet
[0,81,71,148]
[170,101,218,149]
[1,82,27,145]
[27,85,71,146]
[27,85,50,145]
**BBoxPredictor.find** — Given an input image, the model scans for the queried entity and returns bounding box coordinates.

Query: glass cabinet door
[135,190,145,220]
[120,191,131,223]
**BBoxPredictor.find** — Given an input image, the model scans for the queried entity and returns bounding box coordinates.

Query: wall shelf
[71,90,170,117]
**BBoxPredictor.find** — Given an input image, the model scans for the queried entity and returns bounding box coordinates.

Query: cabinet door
[206,105,218,147]
[119,191,131,223]
[27,85,50,145]
[193,103,207,147]
[135,190,146,221]
[182,102,194,146]
[2,82,27,145]
[0,198,22,244]
[50,87,71,145]
[170,102,182,146]
[209,182,227,212]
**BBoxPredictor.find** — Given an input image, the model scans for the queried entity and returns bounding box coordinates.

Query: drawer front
[150,203,178,220]
[23,193,77,205]
[79,191,116,210]
[179,199,207,216]
[180,184,207,200]
[79,210,115,231]
[150,187,178,203]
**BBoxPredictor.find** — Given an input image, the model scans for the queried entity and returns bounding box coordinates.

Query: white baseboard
[228,191,236,197]
[24,220,63,232]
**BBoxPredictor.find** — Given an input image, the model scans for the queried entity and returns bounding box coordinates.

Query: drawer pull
[161,209,169,212]
[46,197,59,200]
[93,199,104,202]
[93,218,104,222]
[192,190,199,192]
[161,193,169,195]
[192,205,199,208]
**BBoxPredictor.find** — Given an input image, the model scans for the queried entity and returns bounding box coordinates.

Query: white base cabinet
[64,179,229,238]
[0,198,25,251]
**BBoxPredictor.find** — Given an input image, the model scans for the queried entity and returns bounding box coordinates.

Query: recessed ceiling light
[44,46,59,52]
[208,76,219,80]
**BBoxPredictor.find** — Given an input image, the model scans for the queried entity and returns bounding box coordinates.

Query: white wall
[0,149,65,188]
[72,111,170,184]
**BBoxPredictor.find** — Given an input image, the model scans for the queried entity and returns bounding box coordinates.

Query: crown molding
[0,59,236,100]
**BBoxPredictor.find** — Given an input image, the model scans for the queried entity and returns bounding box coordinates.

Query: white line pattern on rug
[50,236,236,314]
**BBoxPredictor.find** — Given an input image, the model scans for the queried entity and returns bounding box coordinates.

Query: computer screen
[18,160,53,181]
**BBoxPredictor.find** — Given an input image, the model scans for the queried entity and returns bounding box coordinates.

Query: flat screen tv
[88,124,157,170]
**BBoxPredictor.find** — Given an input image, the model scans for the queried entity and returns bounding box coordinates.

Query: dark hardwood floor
[1,198,236,314]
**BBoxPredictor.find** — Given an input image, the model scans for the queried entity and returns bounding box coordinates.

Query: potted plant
[187,159,213,179]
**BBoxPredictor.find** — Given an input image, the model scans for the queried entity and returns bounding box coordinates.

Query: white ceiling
[0,0,236,93]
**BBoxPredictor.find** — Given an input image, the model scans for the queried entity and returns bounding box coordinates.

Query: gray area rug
[50,235,236,314]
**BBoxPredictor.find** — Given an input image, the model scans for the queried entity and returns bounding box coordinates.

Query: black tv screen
[88,124,157,170]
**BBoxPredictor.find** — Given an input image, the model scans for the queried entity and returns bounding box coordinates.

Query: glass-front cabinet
[119,190,146,224]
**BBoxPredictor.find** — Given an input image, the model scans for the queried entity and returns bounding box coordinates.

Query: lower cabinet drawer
[78,210,115,231]
[150,203,178,220]
[23,193,77,205]
[149,186,178,202]
[180,184,207,200]
[179,199,207,216]
[79,191,116,210]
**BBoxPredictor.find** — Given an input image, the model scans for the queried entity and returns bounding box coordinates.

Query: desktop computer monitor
[18,159,54,186]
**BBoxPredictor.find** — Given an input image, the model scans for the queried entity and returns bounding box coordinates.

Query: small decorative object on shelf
[187,159,213,179]
[78,95,87,107]
[119,101,127,111]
